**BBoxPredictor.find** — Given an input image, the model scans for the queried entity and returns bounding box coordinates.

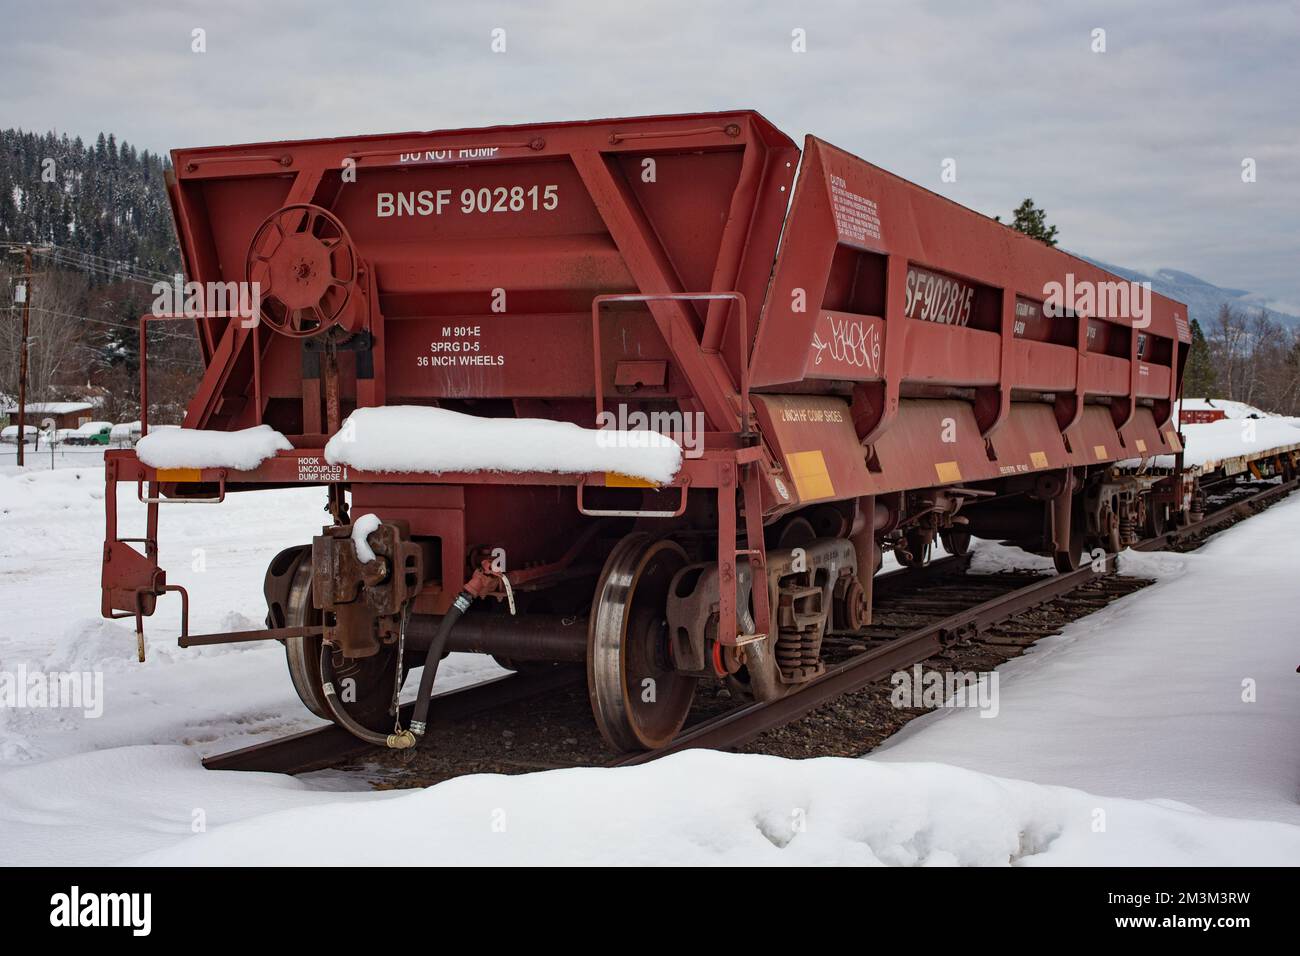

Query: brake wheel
[246,204,359,338]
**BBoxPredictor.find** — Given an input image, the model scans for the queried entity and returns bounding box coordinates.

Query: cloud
[1,0,1296,305]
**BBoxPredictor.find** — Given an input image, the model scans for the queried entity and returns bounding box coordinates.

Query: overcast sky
[3,0,1297,310]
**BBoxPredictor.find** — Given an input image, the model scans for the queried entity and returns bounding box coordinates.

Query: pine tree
[1182,318,1218,398]
[997,198,1060,247]
[0,126,180,276]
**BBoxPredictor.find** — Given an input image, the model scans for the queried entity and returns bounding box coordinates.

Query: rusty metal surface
[611,559,1112,765]
[168,112,798,432]
[198,475,1293,777]
[179,625,322,648]
[610,477,1297,765]
[749,137,1188,405]
[152,110,1187,486]
[107,111,1196,619]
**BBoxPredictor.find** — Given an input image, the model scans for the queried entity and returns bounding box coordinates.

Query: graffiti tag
[811,315,880,374]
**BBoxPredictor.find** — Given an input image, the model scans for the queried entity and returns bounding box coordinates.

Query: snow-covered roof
[0,401,94,415]
[71,420,113,434]
[110,421,141,439]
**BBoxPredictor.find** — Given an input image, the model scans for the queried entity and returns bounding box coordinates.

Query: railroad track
[202,476,1298,776]
[201,556,964,774]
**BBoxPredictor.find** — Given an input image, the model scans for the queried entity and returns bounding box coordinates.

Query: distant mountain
[1077,255,1300,330]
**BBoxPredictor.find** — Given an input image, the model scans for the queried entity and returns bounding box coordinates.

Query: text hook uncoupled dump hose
[408,590,474,739]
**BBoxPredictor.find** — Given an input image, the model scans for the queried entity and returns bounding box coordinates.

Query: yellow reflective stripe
[605,472,656,488]
[785,450,835,501]
[934,461,962,483]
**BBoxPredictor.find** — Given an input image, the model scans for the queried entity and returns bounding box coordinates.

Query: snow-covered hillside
[1079,257,1300,330]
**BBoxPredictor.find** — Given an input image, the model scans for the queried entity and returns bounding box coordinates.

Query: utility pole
[15,245,33,467]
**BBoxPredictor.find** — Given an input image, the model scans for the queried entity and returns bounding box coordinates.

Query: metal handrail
[575,474,690,518]
[137,474,227,505]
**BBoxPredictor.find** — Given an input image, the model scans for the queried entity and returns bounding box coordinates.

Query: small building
[1180,408,1228,425]
[0,401,96,430]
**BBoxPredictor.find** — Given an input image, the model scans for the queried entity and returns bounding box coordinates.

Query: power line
[1,241,201,357]
[1,240,176,286]
[35,249,172,286]
[21,304,200,346]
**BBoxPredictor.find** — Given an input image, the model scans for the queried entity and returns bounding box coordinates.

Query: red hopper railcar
[102,111,1191,750]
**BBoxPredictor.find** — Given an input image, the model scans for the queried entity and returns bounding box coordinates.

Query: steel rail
[611,476,1300,766]
[202,665,582,772]
[200,558,968,773]
[201,478,1295,775]
[610,559,1111,765]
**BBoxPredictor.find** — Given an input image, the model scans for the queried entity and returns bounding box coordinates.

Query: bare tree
[1201,303,1300,415]
[0,264,93,403]
[1,264,201,424]
[1207,304,1249,400]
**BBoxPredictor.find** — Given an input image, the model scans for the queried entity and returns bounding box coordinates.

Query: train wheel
[587,534,695,751]
[896,529,932,567]
[939,527,971,557]
[1144,501,1168,537]
[772,515,816,549]
[282,557,405,732]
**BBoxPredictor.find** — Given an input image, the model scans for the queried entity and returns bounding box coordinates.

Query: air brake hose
[319,590,476,749]
[408,590,475,740]
[319,643,417,749]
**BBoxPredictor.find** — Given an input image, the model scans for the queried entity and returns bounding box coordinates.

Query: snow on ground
[0,442,113,472]
[2,448,1299,865]
[4,743,1298,866]
[0,467,504,767]
[875,494,1300,828]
